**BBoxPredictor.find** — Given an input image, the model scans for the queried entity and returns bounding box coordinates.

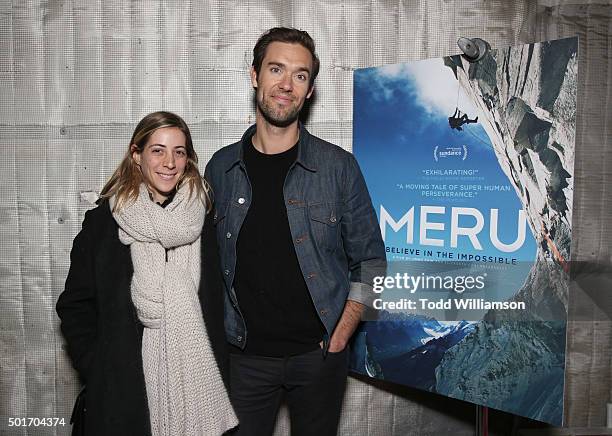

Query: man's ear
[131,144,141,165]
[306,85,315,100]
[250,66,258,89]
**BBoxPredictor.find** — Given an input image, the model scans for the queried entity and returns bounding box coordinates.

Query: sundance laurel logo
[433,145,468,162]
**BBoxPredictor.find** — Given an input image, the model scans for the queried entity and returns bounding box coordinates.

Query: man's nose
[279,73,293,91]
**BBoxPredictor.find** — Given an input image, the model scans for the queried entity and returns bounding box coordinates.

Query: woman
[56,111,238,435]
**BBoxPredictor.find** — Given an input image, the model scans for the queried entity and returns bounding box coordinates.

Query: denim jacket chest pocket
[308,202,343,253]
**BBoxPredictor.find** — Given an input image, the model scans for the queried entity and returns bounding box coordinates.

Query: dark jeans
[229,347,349,436]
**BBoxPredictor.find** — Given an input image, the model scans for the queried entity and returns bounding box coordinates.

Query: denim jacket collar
[224,123,317,173]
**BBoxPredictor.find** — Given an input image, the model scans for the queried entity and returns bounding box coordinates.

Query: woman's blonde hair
[100,111,210,211]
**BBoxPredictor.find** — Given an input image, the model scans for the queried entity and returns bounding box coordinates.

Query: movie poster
[350,37,577,425]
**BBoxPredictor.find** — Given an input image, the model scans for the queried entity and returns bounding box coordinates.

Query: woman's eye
[151,148,162,154]
[175,149,187,157]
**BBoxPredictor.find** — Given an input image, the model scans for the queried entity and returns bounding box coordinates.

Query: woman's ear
[131,144,141,165]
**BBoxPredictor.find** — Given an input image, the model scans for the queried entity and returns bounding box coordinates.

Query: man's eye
[297,74,307,81]
[271,67,281,73]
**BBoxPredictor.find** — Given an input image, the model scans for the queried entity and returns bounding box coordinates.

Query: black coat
[56,201,229,436]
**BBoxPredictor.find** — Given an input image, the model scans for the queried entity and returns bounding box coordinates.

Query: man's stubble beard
[257,91,303,128]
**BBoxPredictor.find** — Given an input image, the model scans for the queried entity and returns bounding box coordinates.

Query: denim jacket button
[226,232,232,239]
[237,336,243,342]
[330,216,337,223]
[237,197,245,204]
[224,269,230,275]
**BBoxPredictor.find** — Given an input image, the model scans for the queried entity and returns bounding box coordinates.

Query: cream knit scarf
[111,184,238,435]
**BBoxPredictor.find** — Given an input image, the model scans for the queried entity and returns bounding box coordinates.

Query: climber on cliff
[448,108,478,131]
[541,221,569,274]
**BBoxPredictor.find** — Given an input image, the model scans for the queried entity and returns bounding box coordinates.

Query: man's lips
[272,94,294,104]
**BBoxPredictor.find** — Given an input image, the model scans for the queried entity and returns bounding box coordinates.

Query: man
[448,108,478,131]
[205,27,385,436]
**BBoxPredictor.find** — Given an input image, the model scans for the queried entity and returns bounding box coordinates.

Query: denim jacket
[204,124,386,350]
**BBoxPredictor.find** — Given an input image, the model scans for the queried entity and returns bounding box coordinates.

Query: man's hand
[328,300,365,353]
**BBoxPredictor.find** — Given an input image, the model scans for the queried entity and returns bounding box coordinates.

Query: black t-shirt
[232,137,325,357]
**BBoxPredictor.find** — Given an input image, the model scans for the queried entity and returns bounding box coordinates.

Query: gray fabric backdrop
[1,1,611,435]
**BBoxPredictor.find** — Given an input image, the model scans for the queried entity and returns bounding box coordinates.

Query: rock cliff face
[435,38,577,425]
[446,37,576,273]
